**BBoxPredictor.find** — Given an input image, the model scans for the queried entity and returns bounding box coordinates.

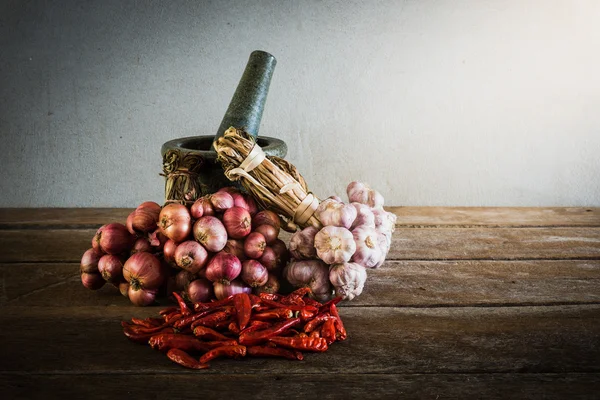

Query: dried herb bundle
[161,149,204,205]
[214,127,322,231]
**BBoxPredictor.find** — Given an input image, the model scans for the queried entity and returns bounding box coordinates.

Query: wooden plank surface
[1,207,598,228]
[3,260,599,307]
[2,373,598,400]
[0,305,598,374]
[1,227,599,262]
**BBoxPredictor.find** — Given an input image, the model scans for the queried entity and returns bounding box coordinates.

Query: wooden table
[1,207,599,399]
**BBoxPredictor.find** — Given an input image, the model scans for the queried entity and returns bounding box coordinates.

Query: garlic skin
[350,202,375,230]
[367,189,385,209]
[283,259,332,301]
[314,226,356,264]
[373,208,397,234]
[351,226,383,268]
[329,262,367,301]
[316,199,357,229]
[373,230,392,268]
[289,226,319,260]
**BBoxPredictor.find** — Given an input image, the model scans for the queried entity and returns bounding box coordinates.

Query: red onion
[80,248,103,274]
[191,197,214,219]
[123,252,164,290]
[186,278,214,303]
[131,209,158,234]
[148,228,168,249]
[243,194,258,216]
[228,191,257,215]
[270,239,290,268]
[119,281,129,297]
[193,216,227,252]
[128,286,157,306]
[213,279,251,300]
[223,239,247,261]
[258,246,278,272]
[222,206,252,239]
[81,272,105,290]
[93,223,134,255]
[241,259,269,287]
[210,191,234,212]
[205,252,242,285]
[244,232,266,259]
[126,212,136,235]
[98,254,124,283]
[174,240,209,274]
[131,237,152,254]
[254,224,279,245]
[158,203,192,243]
[163,239,178,266]
[175,269,196,291]
[253,273,280,295]
[251,210,281,231]
[217,186,241,195]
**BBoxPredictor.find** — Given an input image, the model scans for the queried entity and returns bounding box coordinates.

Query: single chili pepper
[190,307,234,329]
[198,345,247,364]
[259,298,318,313]
[318,297,342,313]
[299,308,317,322]
[121,322,171,335]
[228,321,241,335]
[285,287,312,299]
[239,320,271,336]
[330,303,347,341]
[281,296,305,306]
[252,308,293,321]
[166,348,209,370]
[165,312,183,325]
[248,294,262,308]
[233,293,251,330]
[303,313,334,333]
[258,292,282,302]
[173,309,216,330]
[320,318,336,345]
[130,317,156,329]
[193,295,234,312]
[172,292,193,316]
[302,297,322,308]
[123,326,174,344]
[247,345,304,361]
[214,316,236,331]
[193,326,231,341]
[309,330,321,338]
[149,333,208,353]
[253,305,271,313]
[268,336,328,352]
[238,318,301,346]
[159,307,178,316]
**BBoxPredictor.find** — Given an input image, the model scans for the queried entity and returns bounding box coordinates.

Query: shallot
[93,223,134,255]
[241,259,269,287]
[123,252,165,290]
[254,224,279,245]
[244,232,266,259]
[213,279,252,300]
[210,191,234,212]
[80,248,103,274]
[205,252,242,285]
[174,240,209,274]
[81,272,105,290]
[222,206,252,239]
[158,204,192,242]
[98,254,124,284]
[128,286,158,306]
[193,216,228,252]
[186,278,213,303]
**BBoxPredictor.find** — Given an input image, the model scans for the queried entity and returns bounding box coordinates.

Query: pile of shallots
[80,187,289,306]
[285,182,396,301]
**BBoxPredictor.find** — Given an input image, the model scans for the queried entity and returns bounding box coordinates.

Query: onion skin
[93,223,134,255]
[213,279,251,300]
[174,240,209,274]
[98,254,124,284]
[244,232,267,259]
[128,286,157,306]
[131,208,158,233]
[254,224,279,245]
[123,252,164,290]
[131,237,152,254]
[253,273,280,295]
[223,239,247,261]
[163,239,178,266]
[241,259,269,287]
[222,207,252,239]
[81,248,103,274]
[193,216,228,253]
[191,197,214,219]
[210,191,234,212]
[158,203,192,243]
[81,272,105,290]
[205,252,242,285]
[251,210,281,231]
[186,278,214,303]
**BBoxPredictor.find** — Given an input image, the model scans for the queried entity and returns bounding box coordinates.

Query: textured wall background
[1,0,599,207]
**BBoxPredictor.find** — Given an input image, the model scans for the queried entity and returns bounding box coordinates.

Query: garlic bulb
[283,259,332,302]
[351,226,383,268]
[347,181,384,209]
[314,226,356,264]
[350,202,375,229]
[373,230,392,268]
[316,198,357,229]
[329,262,367,301]
[373,208,397,234]
[289,226,319,260]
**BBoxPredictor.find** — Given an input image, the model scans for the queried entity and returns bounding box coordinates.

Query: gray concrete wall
[1,0,599,207]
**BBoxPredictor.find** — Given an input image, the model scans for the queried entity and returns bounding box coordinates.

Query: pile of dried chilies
[121,287,347,369]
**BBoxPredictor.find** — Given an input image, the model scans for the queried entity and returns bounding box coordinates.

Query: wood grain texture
[1,227,599,262]
[0,208,132,229]
[1,373,598,400]
[0,305,598,374]
[3,260,599,307]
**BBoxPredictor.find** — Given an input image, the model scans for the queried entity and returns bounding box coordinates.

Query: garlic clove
[351,226,383,268]
[350,202,376,229]
[316,199,357,229]
[289,226,319,260]
[314,226,356,264]
[329,262,367,301]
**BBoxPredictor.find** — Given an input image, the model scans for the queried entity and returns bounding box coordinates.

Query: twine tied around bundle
[161,149,205,205]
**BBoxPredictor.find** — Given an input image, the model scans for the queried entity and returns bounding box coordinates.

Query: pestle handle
[213,50,277,146]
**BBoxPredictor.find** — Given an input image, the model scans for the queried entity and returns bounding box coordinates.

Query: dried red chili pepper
[330,303,347,341]
[286,287,312,299]
[320,318,336,345]
[299,308,317,322]
[303,313,334,333]
[167,348,209,370]
[214,316,236,331]
[258,293,282,302]
[159,307,178,316]
[193,295,234,312]
[130,317,156,329]
[190,307,234,329]
[268,336,328,352]
[122,322,170,335]
[165,312,183,325]
[319,297,342,313]
[173,309,216,330]
[309,330,320,339]
[247,345,304,361]
[233,293,251,330]
[193,326,231,341]
[302,297,322,308]
[173,292,193,316]
[123,326,174,344]
[198,345,247,364]
[228,321,241,335]
[238,318,301,346]
[252,308,293,321]
[259,298,318,313]
[149,333,207,353]
[248,294,262,308]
